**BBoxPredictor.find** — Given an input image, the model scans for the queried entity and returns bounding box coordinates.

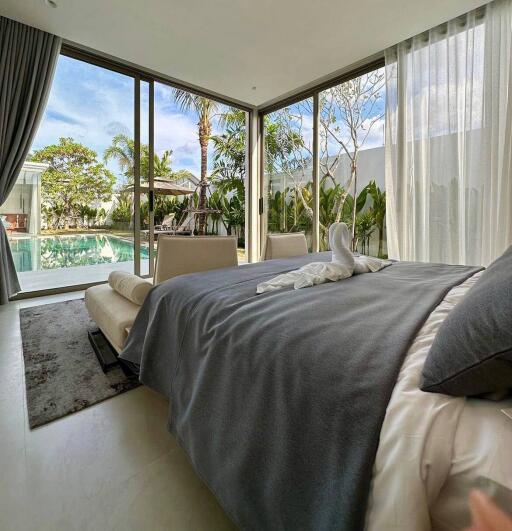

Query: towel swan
[256,223,392,293]
[256,223,354,293]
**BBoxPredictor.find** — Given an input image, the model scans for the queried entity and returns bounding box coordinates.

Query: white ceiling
[1,0,488,107]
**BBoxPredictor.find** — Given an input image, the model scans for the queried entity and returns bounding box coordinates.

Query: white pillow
[108,271,153,306]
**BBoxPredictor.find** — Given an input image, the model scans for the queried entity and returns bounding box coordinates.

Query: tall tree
[173,90,219,234]
[270,70,385,250]
[320,69,385,249]
[31,137,115,229]
[211,108,246,197]
[103,133,135,181]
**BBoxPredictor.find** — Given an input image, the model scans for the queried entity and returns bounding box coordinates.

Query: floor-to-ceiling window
[2,54,137,292]
[1,50,249,295]
[263,99,314,250]
[319,67,386,256]
[260,65,386,258]
[154,83,247,262]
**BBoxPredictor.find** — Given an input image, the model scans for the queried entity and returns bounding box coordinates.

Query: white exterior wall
[269,145,385,192]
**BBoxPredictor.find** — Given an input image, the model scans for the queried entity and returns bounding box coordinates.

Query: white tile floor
[0,292,235,531]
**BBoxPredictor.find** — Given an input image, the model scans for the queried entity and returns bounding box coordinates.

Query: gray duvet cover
[121,252,481,530]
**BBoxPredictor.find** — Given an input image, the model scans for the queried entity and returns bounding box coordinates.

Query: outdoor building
[0,161,47,236]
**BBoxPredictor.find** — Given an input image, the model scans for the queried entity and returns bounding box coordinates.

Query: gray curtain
[0,17,61,304]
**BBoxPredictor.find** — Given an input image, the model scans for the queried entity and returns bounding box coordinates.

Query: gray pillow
[421,246,512,397]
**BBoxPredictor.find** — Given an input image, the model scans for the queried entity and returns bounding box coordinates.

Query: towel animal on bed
[256,222,392,293]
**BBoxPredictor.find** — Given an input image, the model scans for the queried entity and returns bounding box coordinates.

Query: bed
[120,252,512,530]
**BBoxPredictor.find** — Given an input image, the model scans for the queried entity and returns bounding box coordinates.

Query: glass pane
[2,54,136,292]
[263,99,314,250]
[138,80,151,277]
[319,68,387,257]
[154,83,247,262]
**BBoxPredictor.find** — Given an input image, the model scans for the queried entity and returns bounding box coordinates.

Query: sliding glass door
[260,64,386,259]
[153,82,248,263]
[319,67,386,256]
[262,99,314,250]
[3,54,145,292]
[3,46,249,294]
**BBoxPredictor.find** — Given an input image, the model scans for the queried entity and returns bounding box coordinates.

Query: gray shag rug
[20,299,140,429]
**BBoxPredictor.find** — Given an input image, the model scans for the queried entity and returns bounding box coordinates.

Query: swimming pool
[10,234,149,272]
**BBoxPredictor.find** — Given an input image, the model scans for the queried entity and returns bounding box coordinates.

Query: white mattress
[366,271,512,530]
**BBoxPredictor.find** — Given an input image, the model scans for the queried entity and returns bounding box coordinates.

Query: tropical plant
[211,108,246,189]
[41,204,64,230]
[111,191,132,223]
[76,205,98,228]
[266,179,386,255]
[31,137,115,230]
[103,134,136,181]
[96,207,107,227]
[367,180,386,258]
[318,181,351,250]
[355,211,375,254]
[172,90,219,234]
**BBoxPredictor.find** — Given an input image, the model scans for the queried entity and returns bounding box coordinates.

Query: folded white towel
[256,261,352,293]
[353,254,392,274]
[257,223,355,293]
[256,223,393,293]
[329,221,391,273]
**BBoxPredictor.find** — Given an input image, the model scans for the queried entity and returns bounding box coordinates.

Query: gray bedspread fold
[121,252,481,530]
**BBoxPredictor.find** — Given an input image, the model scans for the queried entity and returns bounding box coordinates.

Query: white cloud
[30,58,228,181]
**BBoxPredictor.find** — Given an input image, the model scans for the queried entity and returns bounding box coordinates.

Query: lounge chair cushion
[108,271,153,306]
[85,283,140,353]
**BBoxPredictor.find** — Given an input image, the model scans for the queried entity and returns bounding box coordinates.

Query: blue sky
[268,70,386,161]
[32,55,227,185]
[32,56,385,187]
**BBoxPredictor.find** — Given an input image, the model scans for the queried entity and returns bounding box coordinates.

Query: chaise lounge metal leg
[87,328,119,373]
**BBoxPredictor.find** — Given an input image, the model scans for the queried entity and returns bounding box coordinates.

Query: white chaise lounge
[85,236,238,353]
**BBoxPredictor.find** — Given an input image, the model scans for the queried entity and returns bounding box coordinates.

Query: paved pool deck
[18,259,150,293]
[17,251,247,293]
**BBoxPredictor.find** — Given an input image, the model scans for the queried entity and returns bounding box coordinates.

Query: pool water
[10,234,149,272]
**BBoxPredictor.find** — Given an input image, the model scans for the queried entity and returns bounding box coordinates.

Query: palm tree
[104,134,135,181]
[173,89,219,234]
[153,149,173,179]
[104,135,175,182]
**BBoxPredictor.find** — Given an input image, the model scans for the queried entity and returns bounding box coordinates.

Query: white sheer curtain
[385,0,512,266]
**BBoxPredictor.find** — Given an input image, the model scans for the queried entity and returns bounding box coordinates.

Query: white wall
[269,145,385,192]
